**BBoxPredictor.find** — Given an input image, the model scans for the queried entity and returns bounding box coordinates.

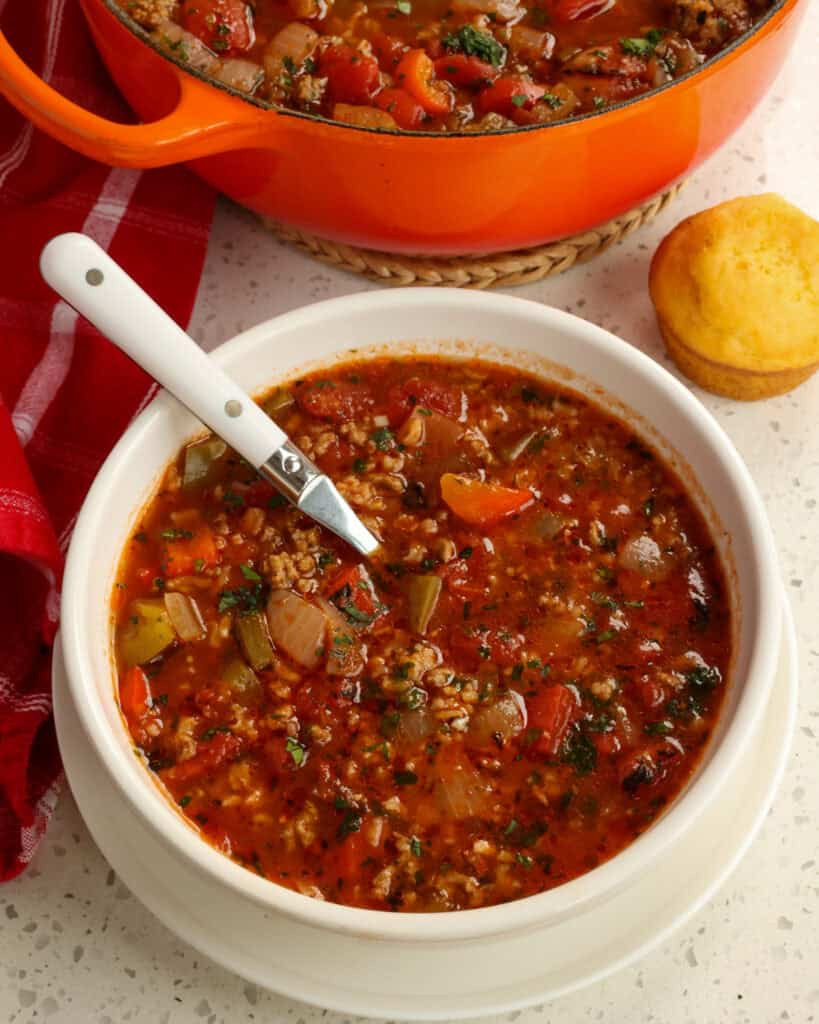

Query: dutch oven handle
[0,31,271,168]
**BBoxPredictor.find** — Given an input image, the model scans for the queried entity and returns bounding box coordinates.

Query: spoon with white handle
[40,232,379,557]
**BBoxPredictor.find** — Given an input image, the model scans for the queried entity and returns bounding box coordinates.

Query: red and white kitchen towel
[0,0,215,880]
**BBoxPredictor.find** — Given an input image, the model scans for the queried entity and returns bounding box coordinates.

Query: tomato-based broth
[114,358,731,912]
[118,0,774,131]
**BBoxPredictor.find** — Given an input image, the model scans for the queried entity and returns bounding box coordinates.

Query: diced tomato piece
[295,378,375,423]
[385,377,465,426]
[374,88,427,129]
[547,0,614,20]
[394,49,453,116]
[326,564,386,627]
[440,474,534,527]
[475,75,546,118]
[181,0,254,55]
[163,732,242,786]
[372,33,407,72]
[451,626,523,668]
[592,730,621,756]
[319,45,381,105]
[637,679,666,708]
[438,552,489,601]
[161,525,219,578]
[120,666,155,740]
[527,685,576,755]
[434,54,499,88]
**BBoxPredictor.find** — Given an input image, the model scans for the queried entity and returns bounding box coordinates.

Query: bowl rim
[60,288,782,943]
[97,0,793,140]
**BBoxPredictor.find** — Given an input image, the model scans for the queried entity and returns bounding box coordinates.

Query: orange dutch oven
[0,0,806,255]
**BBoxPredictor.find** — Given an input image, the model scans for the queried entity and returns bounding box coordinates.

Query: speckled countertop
[2,8,818,1021]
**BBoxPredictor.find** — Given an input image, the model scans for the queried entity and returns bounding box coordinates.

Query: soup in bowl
[60,290,779,941]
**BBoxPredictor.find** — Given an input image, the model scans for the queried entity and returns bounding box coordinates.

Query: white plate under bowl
[53,593,797,1021]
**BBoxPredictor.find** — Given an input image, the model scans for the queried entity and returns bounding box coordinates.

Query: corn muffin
[649,194,819,400]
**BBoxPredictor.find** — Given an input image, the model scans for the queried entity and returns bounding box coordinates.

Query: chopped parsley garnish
[458,546,473,560]
[596,566,616,582]
[644,720,674,736]
[396,0,411,11]
[585,712,614,733]
[593,96,608,110]
[223,490,245,507]
[353,457,368,473]
[504,818,519,836]
[268,493,288,509]
[401,686,426,710]
[160,528,193,540]
[590,591,619,610]
[643,497,655,518]
[194,558,205,573]
[217,582,266,614]
[542,92,563,110]
[685,665,721,690]
[510,94,527,108]
[394,769,418,786]
[338,809,362,838]
[441,25,506,67]
[561,728,597,776]
[240,563,262,582]
[371,426,394,451]
[620,36,655,56]
[285,736,306,766]
[410,836,422,856]
[515,852,534,869]
[317,551,336,569]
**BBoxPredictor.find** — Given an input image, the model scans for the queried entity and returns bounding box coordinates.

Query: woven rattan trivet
[263,181,685,289]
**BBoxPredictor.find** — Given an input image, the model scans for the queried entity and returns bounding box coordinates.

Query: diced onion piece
[508,24,555,60]
[266,589,327,669]
[264,21,319,73]
[119,599,176,666]
[213,58,265,94]
[398,409,463,453]
[406,575,442,636]
[235,610,275,671]
[332,104,398,129]
[288,0,327,18]
[435,754,492,819]
[502,429,542,463]
[153,21,220,74]
[450,0,522,21]
[163,592,206,642]
[373,414,390,428]
[532,511,565,540]
[398,708,436,744]
[317,597,365,677]
[183,436,228,489]
[468,690,526,747]
[619,534,671,580]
